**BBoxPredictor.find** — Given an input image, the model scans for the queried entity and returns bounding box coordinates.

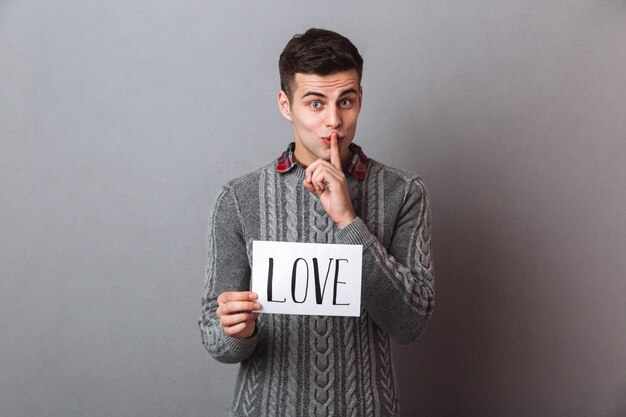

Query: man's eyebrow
[300,88,359,99]
[338,88,359,97]
[301,91,326,99]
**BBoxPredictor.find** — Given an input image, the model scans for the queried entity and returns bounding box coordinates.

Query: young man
[199,28,434,417]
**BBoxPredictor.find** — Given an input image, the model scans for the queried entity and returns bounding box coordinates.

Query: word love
[266,257,349,305]
[251,241,362,317]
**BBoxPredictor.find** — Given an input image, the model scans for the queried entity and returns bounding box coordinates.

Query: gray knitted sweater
[199,155,434,417]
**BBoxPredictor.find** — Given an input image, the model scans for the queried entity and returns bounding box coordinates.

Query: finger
[305,159,339,181]
[304,161,321,183]
[303,178,316,194]
[217,291,257,305]
[306,159,341,177]
[223,318,257,336]
[330,132,341,169]
[220,312,258,327]
[304,164,323,192]
[224,301,261,314]
[217,301,261,317]
[311,167,342,192]
[312,171,329,193]
[303,179,324,197]
[223,321,248,336]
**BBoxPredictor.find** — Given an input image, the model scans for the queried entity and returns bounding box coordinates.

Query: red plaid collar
[276,142,368,181]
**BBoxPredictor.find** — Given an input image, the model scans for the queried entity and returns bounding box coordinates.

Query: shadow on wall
[390,124,571,415]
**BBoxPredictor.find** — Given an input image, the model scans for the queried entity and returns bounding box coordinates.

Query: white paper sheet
[251,240,363,317]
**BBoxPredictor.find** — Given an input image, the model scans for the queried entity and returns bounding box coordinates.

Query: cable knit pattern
[241,350,263,416]
[310,195,333,244]
[376,325,398,415]
[363,308,381,417]
[286,314,301,417]
[284,178,302,417]
[266,314,285,416]
[343,317,358,417]
[199,156,434,417]
[309,316,335,417]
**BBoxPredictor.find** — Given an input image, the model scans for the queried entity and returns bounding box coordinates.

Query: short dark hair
[279,28,363,100]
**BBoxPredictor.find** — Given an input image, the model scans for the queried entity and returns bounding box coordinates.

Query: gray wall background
[1,1,625,416]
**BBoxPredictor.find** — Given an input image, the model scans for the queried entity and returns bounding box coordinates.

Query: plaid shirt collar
[276,142,368,181]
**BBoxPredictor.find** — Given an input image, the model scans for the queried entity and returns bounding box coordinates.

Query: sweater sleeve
[336,177,434,344]
[198,186,258,363]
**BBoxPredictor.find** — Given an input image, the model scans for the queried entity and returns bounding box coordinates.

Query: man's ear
[278,90,292,121]
[359,85,363,107]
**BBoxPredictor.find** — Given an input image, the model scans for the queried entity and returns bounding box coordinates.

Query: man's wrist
[336,213,357,229]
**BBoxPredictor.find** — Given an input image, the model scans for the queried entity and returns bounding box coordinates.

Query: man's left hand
[303,133,356,229]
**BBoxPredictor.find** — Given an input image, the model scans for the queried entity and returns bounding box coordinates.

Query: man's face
[278,70,362,167]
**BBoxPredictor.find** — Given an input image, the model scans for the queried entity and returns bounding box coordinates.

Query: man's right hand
[216,291,260,339]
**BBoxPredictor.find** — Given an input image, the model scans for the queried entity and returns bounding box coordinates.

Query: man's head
[279,28,363,102]
[278,29,364,166]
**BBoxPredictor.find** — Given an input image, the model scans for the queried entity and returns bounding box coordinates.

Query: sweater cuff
[335,216,376,247]
[223,329,258,353]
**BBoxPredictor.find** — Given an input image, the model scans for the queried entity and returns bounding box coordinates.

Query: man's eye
[339,99,352,107]
[310,101,322,109]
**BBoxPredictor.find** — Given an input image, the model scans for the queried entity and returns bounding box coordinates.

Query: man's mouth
[321,135,345,144]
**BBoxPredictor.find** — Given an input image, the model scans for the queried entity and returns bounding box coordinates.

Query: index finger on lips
[330,132,341,169]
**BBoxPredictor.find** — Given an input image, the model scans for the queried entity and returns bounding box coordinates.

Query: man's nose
[325,106,341,129]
